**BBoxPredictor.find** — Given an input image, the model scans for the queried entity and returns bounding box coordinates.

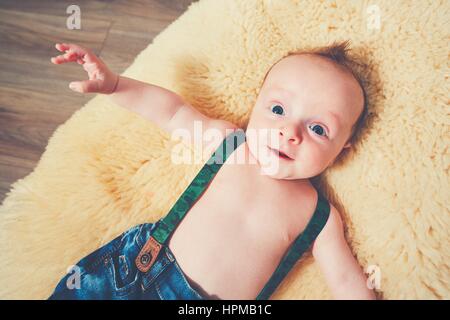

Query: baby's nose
[279,126,301,144]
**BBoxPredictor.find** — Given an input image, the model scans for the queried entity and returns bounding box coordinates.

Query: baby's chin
[255,157,307,180]
[247,144,302,179]
[258,165,306,180]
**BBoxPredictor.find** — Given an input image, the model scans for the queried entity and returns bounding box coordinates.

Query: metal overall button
[140,253,152,266]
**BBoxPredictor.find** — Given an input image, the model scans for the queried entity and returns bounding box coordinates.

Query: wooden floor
[0,0,195,203]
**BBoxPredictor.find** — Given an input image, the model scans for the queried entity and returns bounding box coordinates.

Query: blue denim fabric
[48,221,206,300]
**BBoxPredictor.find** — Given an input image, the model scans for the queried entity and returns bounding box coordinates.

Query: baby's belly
[167,204,289,300]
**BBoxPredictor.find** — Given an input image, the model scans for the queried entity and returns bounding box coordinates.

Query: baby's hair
[263,40,369,145]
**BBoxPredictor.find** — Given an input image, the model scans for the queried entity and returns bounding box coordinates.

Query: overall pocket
[107,223,154,296]
[49,223,155,299]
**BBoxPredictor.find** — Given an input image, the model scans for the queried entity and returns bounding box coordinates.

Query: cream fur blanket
[0,0,448,299]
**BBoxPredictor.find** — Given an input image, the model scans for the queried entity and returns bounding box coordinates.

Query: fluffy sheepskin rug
[0,0,448,299]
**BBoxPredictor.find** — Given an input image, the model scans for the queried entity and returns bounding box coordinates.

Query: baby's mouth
[267,146,294,161]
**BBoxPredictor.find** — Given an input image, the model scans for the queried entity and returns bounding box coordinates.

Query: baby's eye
[309,124,328,137]
[271,104,285,115]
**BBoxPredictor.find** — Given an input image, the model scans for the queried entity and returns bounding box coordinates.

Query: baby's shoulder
[314,202,345,246]
[203,120,243,160]
[208,119,240,135]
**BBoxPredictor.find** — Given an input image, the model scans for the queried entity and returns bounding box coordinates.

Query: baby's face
[246,53,364,180]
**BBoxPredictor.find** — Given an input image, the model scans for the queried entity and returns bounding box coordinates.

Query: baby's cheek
[301,144,328,175]
[249,111,271,129]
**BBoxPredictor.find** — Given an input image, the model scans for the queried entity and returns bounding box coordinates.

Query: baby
[49,41,375,300]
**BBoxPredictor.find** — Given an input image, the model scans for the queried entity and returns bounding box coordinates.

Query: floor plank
[0,0,195,203]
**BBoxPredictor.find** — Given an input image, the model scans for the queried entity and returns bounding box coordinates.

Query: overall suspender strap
[255,191,331,300]
[136,129,246,273]
[153,128,247,245]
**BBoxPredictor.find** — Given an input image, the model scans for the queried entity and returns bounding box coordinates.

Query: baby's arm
[51,43,235,136]
[311,205,377,300]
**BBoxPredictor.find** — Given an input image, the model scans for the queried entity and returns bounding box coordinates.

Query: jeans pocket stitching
[82,243,120,274]
[107,256,141,296]
[155,281,165,300]
[118,255,129,279]
[135,223,156,249]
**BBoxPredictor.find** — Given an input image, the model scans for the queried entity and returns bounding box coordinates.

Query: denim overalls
[48,129,330,300]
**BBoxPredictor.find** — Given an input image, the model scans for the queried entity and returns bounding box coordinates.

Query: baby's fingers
[55,43,72,52]
[58,43,97,63]
[55,43,89,57]
[52,43,98,64]
[51,51,79,64]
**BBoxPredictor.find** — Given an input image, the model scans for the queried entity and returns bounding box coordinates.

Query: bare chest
[167,144,317,299]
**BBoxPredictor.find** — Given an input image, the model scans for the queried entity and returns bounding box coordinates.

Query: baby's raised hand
[51,43,119,94]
